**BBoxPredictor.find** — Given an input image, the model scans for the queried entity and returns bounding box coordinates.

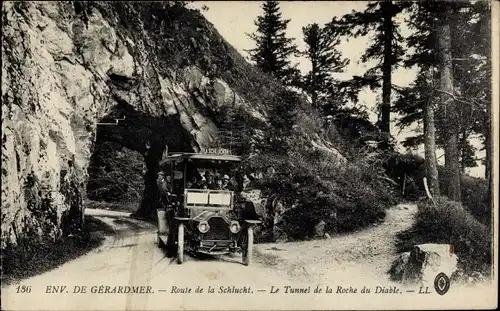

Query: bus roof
[159,153,241,167]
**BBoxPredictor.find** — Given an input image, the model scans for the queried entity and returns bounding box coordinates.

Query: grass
[1,216,113,286]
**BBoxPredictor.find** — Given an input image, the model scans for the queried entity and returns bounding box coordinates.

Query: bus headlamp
[198,221,210,233]
[229,221,241,233]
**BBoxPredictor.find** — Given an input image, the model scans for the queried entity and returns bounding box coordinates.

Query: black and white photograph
[1,1,498,310]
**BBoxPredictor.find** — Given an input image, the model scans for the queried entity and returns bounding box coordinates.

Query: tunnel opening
[86,141,145,211]
[86,100,195,219]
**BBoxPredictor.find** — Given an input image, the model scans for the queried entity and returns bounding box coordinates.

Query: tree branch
[434,89,488,107]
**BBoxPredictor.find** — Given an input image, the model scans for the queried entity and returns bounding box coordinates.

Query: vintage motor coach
[156,148,260,265]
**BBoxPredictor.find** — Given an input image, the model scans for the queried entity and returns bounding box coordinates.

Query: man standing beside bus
[157,171,172,207]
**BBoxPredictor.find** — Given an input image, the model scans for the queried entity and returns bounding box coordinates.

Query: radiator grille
[204,217,230,240]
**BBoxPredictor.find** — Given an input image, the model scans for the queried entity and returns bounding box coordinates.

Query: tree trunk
[423,72,440,196]
[380,1,393,135]
[459,128,468,174]
[437,13,461,202]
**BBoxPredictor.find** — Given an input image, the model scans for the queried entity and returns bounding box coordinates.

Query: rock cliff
[2,2,343,248]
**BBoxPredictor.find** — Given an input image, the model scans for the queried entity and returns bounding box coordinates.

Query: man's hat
[223,174,230,180]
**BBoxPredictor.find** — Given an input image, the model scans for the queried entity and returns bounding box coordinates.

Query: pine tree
[264,89,299,153]
[394,1,491,182]
[246,1,300,85]
[422,69,440,197]
[450,1,491,178]
[300,23,349,109]
[433,2,461,201]
[216,106,254,157]
[328,1,410,135]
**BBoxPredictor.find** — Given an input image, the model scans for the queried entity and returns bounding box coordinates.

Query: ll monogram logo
[434,272,451,295]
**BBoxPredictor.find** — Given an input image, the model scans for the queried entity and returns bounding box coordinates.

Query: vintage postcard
[1,1,498,310]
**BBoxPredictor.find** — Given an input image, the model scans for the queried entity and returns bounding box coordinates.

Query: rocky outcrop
[391,244,458,286]
[2,1,344,248]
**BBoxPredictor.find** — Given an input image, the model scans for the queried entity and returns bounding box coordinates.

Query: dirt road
[2,204,494,310]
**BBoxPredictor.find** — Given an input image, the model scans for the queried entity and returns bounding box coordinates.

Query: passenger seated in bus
[202,170,216,189]
[221,174,232,190]
[215,175,224,190]
[188,175,201,189]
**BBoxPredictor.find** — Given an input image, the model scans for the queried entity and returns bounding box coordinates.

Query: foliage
[327,1,410,133]
[246,144,397,241]
[460,176,491,226]
[394,197,491,275]
[86,142,144,203]
[329,2,407,68]
[244,100,398,241]
[214,105,264,158]
[383,151,491,227]
[262,89,300,153]
[245,1,300,86]
[329,108,392,153]
[383,152,426,200]
[299,23,349,108]
[395,1,491,171]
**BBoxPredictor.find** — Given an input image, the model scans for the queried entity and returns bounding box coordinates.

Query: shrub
[460,176,491,226]
[395,196,491,275]
[245,142,397,241]
[86,142,144,203]
[383,152,426,201]
[383,153,492,227]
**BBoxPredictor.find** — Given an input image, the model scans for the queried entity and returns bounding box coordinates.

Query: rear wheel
[166,228,176,257]
[242,225,254,266]
[177,223,184,264]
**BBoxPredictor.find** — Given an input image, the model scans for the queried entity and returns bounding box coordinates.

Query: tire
[177,223,184,264]
[166,228,176,258]
[157,234,164,248]
[242,225,254,266]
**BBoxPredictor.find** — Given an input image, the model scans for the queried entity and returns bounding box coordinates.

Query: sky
[188,1,485,178]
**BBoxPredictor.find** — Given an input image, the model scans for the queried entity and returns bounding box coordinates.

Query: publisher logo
[434,272,450,295]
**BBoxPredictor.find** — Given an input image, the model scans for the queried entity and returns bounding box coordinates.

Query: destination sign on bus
[201,148,231,155]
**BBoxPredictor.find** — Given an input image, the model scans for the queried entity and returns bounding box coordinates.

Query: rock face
[0,2,242,247]
[1,2,343,249]
[392,244,458,286]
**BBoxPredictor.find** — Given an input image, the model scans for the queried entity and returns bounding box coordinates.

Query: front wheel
[242,225,254,266]
[177,223,184,264]
[166,226,176,257]
[157,233,164,248]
